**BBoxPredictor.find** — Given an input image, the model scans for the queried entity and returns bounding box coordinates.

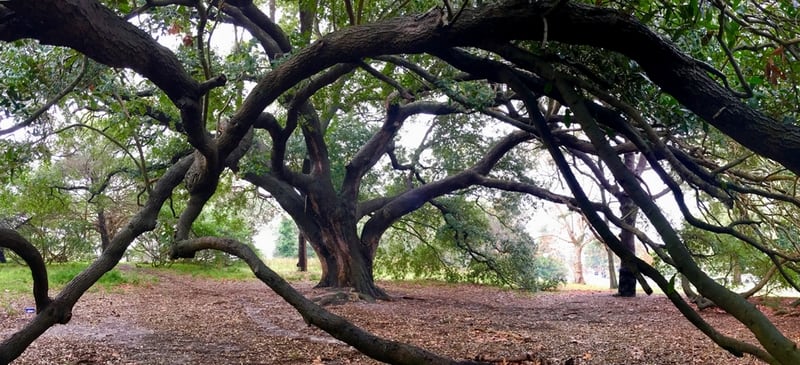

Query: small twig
[357,60,414,101]
[714,8,753,98]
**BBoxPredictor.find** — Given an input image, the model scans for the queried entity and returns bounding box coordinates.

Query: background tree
[376,194,566,291]
[273,217,297,258]
[273,216,314,260]
[556,209,595,285]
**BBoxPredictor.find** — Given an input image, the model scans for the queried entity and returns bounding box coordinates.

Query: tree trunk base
[616,266,636,297]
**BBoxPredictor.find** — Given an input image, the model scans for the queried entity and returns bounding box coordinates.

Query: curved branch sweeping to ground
[506,73,779,364]
[0,155,195,365]
[170,236,491,365]
[544,66,799,364]
[0,229,51,312]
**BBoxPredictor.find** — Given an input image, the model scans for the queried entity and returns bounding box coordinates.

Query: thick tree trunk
[615,154,640,297]
[616,198,638,297]
[311,220,387,300]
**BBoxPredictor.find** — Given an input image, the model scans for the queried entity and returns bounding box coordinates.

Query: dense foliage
[376,198,566,291]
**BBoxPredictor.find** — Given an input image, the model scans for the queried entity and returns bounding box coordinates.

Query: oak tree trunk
[310,218,387,300]
[616,153,641,297]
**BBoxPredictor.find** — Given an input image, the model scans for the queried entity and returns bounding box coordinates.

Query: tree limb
[171,236,487,365]
[0,229,51,313]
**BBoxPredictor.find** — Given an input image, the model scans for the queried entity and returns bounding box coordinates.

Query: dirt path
[2,270,796,364]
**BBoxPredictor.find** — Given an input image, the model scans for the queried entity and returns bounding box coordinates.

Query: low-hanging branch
[0,229,51,313]
[544,65,797,364]
[170,236,489,365]
[507,69,777,364]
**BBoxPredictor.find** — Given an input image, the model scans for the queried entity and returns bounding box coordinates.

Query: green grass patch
[153,258,322,282]
[0,257,323,299]
[0,262,154,296]
[265,257,322,282]
[154,261,257,280]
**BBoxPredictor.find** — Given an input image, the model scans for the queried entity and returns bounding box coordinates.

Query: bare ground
[2,269,799,364]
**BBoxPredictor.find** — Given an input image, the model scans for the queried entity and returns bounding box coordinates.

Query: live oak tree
[4,1,800,365]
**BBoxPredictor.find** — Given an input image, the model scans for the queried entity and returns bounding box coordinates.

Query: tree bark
[310,215,386,300]
[297,232,308,272]
[615,154,641,297]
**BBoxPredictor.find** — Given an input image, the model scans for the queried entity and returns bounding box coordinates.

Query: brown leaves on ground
[2,269,797,364]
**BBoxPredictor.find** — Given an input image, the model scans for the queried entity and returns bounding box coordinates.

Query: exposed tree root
[310,289,377,306]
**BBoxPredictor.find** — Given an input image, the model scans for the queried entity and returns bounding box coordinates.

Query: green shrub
[375,198,567,291]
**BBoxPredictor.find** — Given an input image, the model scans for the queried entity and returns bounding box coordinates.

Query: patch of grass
[560,282,614,292]
[265,257,322,282]
[0,263,34,295]
[155,261,257,280]
[156,258,322,283]
[0,262,154,297]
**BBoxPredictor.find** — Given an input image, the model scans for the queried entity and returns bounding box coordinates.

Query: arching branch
[0,229,51,313]
[171,236,487,365]
[505,67,777,364]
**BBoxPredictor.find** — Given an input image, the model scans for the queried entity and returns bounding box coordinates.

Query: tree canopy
[2,0,800,364]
